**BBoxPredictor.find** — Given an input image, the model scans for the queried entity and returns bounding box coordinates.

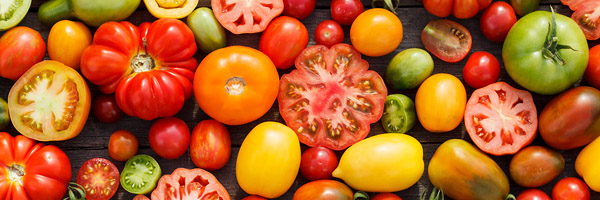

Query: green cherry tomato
[385,48,434,90]
[187,7,227,53]
[120,155,162,195]
[382,94,416,134]
[0,97,9,130]
[510,0,540,16]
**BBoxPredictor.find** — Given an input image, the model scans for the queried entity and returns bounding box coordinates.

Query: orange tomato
[350,8,403,57]
[47,20,92,69]
[415,73,466,132]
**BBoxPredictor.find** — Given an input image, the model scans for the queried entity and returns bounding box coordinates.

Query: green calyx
[420,187,444,200]
[372,0,400,14]
[543,6,577,65]
[63,182,86,200]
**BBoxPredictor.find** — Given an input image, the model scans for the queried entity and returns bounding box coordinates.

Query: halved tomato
[421,19,472,63]
[569,1,600,40]
[151,168,230,200]
[278,44,387,150]
[8,60,91,141]
[144,0,199,19]
[211,0,284,34]
[77,158,120,200]
[464,82,537,155]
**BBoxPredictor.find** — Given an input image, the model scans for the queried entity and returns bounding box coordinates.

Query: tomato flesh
[77,158,120,200]
[120,155,161,195]
[421,19,472,63]
[211,0,284,34]
[565,0,600,40]
[151,168,231,200]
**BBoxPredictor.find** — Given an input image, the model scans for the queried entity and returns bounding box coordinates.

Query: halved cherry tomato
[92,94,123,123]
[151,168,231,200]
[211,0,284,34]
[190,119,231,171]
[422,0,491,19]
[108,130,138,162]
[315,20,344,48]
[0,26,46,81]
[77,158,120,200]
[47,20,92,69]
[422,19,472,63]
[259,16,309,69]
[480,1,517,42]
[463,51,500,88]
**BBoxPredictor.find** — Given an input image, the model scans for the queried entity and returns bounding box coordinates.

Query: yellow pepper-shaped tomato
[576,136,600,192]
[416,73,467,132]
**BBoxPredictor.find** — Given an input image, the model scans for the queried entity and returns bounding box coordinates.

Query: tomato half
[190,119,231,171]
[480,1,517,42]
[8,60,91,141]
[0,26,46,81]
[77,158,120,200]
[108,130,138,162]
[143,0,198,19]
[463,51,500,88]
[211,0,284,34]
[259,16,309,69]
[422,0,491,19]
[585,44,600,89]
[80,18,197,120]
[292,180,353,200]
[120,155,161,195]
[415,73,466,133]
[151,168,230,200]
[566,0,600,40]
[421,19,472,63]
[47,20,92,69]
[0,132,71,200]
[464,82,537,155]
[552,177,590,200]
[278,44,387,150]
[350,8,403,57]
[148,117,190,159]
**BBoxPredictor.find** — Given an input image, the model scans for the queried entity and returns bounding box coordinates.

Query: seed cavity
[451,28,466,41]
[286,84,306,98]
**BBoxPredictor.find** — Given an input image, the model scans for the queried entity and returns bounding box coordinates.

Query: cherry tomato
[300,147,339,181]
[517,189,551,200]
[190,119,231,171]
[463,51,500,88]
[422,19,472,63]
[315,20,344,48]
[108,130,138,162]
[259,16,309,69]
[242,196,267,200]
[283,0,316,20]
[148,117,190,159]
[77,158,120,200]
[552,177,590,200]
[330,0,364,25]
[372,192,403,200]
[585,44,600,89]
[480,1,517,42]
[351,8,403,57]
[92,94,123,123]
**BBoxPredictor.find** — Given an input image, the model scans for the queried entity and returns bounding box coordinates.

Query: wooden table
[2,0,599,199]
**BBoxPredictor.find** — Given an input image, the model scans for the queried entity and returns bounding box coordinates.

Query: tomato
[108,130,138,162]
[539,86,600,150]
[38,0,140,27]
[509,146,564,188]
[92,94,123,123]
[149,117,190,159]
[585,44,600,89]
[330,0,364,25]
[315,20,344,48]
[428,139,510,200]
[463,51,500,88]
[292,180,353,200]
[552,177,590,200]
[8,60,91,141]
[464,82,537,155]
[0,132,71,200]
[421,19,472,63]
[211,0,283,34]
[381,94,416,134]
[385,48,434,90]
[278,44,387,150]
[372,193,403,200]
[194,46,279,125]
[503,10,589,95]
[120,155,161,195]
[333,133,424,192]
[350,8,403,57]
[143,0,198,19]
[415,73,466,133]
[242,196,267,200]
[47,20,92,69]
[283,0,316,20]
[151,168,230,200]
[133,195,150,200]
[0,0,31,31]
[187,7,227,53]
[0,97,9,130]
[190,119,231,171]
[300,147,338,181]
[576,136,600,192]
[77,158,119,200]
[564,0,600,40]
[510,0,540,16]
[480,1,517,42]
[517,189,551,200]
[236,122,301,199]
[259,16,309,69]
[422,0,491,19]
[80,19,197,120]
[0,26,45,81]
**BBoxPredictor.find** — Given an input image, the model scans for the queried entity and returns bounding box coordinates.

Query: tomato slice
[278,44,387,150]
[570,1,600,40]
[464,82,537,156]
[211,0,284,34]
[120,155,161,195]
[151,168,231,200]
[77,158,120,200]
[421,19,472,63]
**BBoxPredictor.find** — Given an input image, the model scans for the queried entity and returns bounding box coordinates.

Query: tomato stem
[371,0,399,14]
[63,182,86,200]
[353,191,370,200]
[543,6,577,65]
[7,164,25,185]
[225,76,246,95]
[420,187,444,200]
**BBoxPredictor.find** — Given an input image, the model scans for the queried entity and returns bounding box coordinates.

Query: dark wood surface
[1,0,600,199]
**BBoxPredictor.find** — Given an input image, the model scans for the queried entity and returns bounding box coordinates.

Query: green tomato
[187,7,227,53]
[39,0,140,27]
[503,10,588,95]
[0,0,32,31]
[510,0,539,16]
[381,94,416,134]
[385,48,434,90]
[120,154,161,194]
[0,97,9,130]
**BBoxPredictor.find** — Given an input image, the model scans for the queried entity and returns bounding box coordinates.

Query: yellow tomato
[415,73,466,132]
[576,136,600,192]
[350,8,403,57]
[144,0,199,19]
[332,133,424,192]
[47,20,92,70]
[236,121,301,198]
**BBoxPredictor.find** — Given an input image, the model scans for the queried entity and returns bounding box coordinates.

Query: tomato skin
[510,0,540,16]
[259,16,309,69]
[151,168,231,200]
[539,86,600,150]
[108,130,138,162]
[0,98,9,130]
[133,195,150,200]
[187,7,227,53]
[0,132,72,200]
[212,0,284,34]
[576,136,600,192]
[372,193,403,200]
[423,0,491,19]
[299,147,338,181]
[463,51,500,88]
[148,117,190,159]
[415,73,466,133]
[48,20,92,69]
[77,158,120,200]
[242,196,268,200]
[421,19,472,63]
[480,1,517,42]
[517,189,551,200]
[283,0,316,20]
[315,20,344,48]
[92,94,123,123]
[350,8,403,57]
[190,119,231,171]
[385,48,434,90]
[509,146,564,188]
[0,26,46,81]
[552,177,590,200]
[585,44,600,89]
[292,180,353,200]
[330,0,364,25]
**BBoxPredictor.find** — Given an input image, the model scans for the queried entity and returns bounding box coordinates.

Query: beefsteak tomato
[80,18,197,121]
[211,0,284,34]
[151,168,230,200]
[0,26,46,81]
[259,16,309,69]
[422,0,491,19]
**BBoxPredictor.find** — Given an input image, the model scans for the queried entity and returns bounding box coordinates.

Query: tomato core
[7,164,25,184]
[225,76,246,95]
[130,53,156,73]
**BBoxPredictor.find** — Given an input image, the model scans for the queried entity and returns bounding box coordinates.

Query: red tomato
[80,18,197,121]
[464,82,537,155]
[149,117,190,159]
[463,51,500,88]
[517,189,551,200]
[330,0,364,25]
[552,177,590,200]
[283,0,316,20]
[259,16,309,69]
[190,119,231,171]
[92,94,123,123]
[293,180,354,200]
[133,195,150,200]
[242,196,267,200]
[77,158,120,200]
[422,0,491,19]
[480,1,517,42]
[211,0,283,34]
[0,132,71,200]
[315,20,344,48]
[108,130,138,162]
[0,26,46,81]
[278,44,387,150]
[422,19,472,63]
[151,168,231,200]
[300,147,338,181]
[372,193,403,200]
[585,44,600,89]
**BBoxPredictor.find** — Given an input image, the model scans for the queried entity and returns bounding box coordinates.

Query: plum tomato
[120,155,161,195]
[463,51,500,88]
[330,0,364,25]
[381,94,416,134]
[300,146,338,181]
[480,1,517,42]
[517,189,551,200]
[190,119,231,171]
[108,130,138,162]
[585,44,600,89]
[385,48,434,90]
[372,193,403,200]
[77,158,120,200]
[283,0,316,20]
[509,146,564,188]
[350,8,403,57]
[92,94,123,123]
[0,26,46,81]
[315,20,344,48]
[422,19,472,63]
[415,73,466,133]
[148,117,190,159]
[552,177,590,200]
[259,16,309,69]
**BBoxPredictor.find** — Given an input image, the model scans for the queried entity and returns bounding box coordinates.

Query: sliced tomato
[570,1,600,40]
[464,82,537,155]
[151,168,230,200]
[278,44,387,150]
[211,0,284,34]
[77,158,120,200]
[421,19,472,63]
